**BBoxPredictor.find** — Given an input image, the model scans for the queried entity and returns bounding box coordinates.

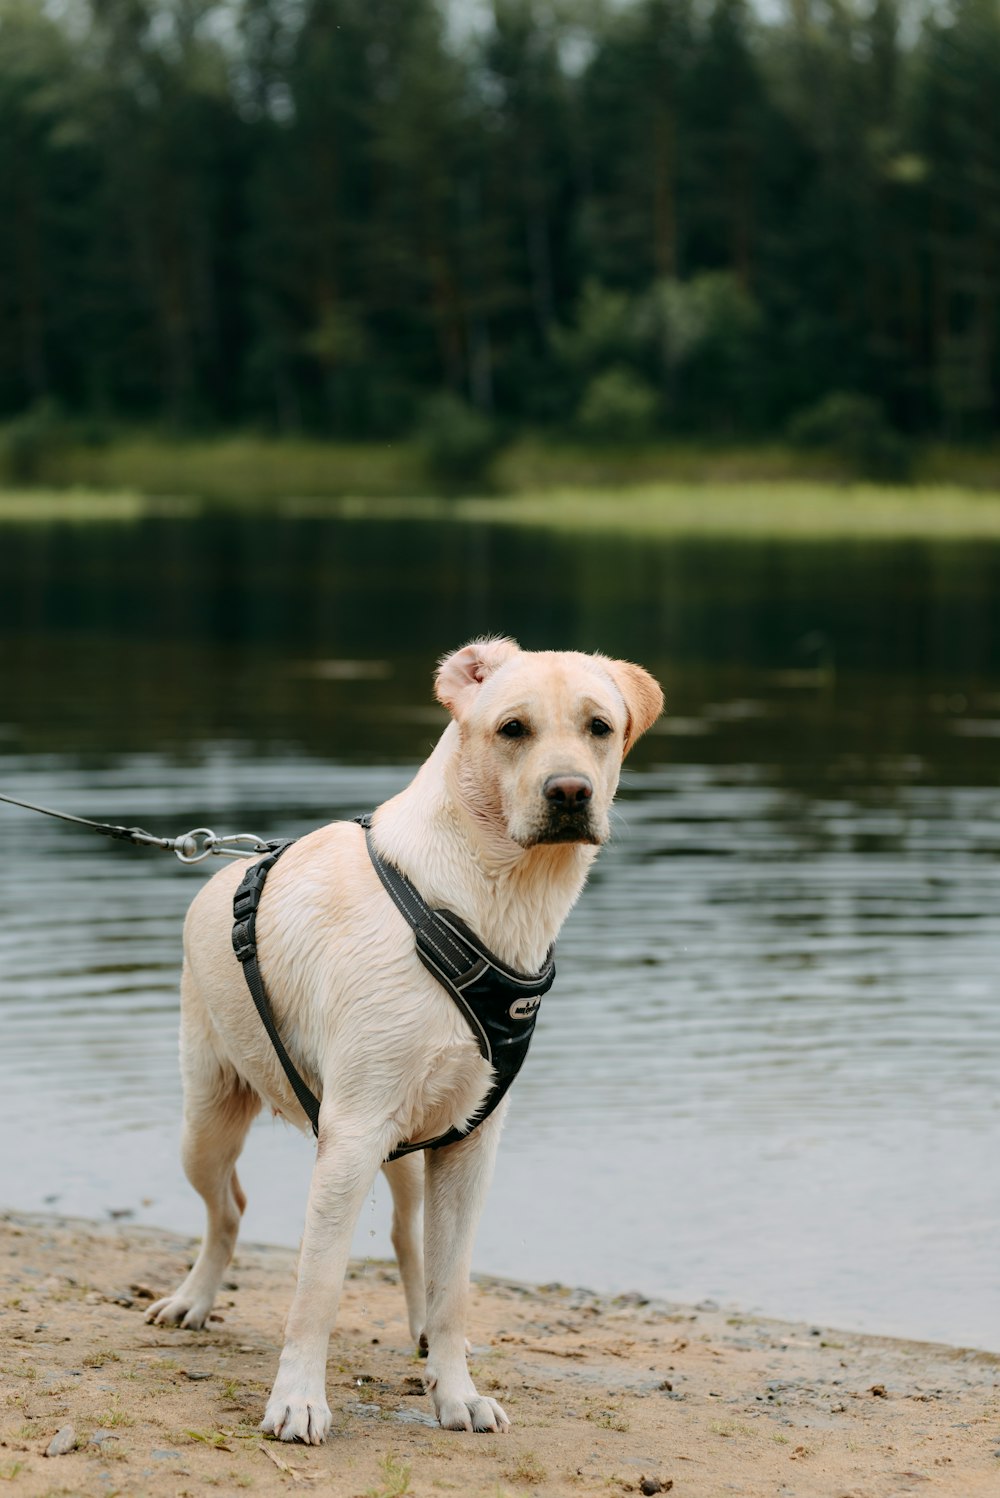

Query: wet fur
[146,638,663,1443]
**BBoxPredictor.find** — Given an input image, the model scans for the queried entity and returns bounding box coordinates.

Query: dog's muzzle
[532,774,601,844]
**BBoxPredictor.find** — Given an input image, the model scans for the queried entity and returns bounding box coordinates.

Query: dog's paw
[144,1293,213,1330]
[260,1392,332,1445]
[434,1393,510,1433]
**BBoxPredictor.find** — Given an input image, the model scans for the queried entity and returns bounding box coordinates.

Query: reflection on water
[2,514,999,1350]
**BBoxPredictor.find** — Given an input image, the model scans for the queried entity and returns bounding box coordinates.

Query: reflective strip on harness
[231,817,555,1159]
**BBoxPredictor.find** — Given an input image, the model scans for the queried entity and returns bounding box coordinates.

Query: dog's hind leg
[422,1107,510,1433]
[146,1024,259,1331]
[382,1153,426,1345]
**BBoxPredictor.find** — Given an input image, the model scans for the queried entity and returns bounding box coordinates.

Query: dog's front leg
[422,1106,510,1433]
[261,1116,386,1444]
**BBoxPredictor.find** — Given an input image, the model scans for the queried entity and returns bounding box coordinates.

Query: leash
[2,786,556,1156]
[0,790,272,864]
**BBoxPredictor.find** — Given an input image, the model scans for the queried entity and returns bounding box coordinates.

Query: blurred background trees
[1,0,998,450]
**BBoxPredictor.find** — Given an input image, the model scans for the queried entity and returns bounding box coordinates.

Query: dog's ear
[597,657,664,755]
[435,637,521,717]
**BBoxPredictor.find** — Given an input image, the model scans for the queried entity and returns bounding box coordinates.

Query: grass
[709,1419,756,1438]
[365,1451,413,1498]
[585,1407,630,1432]
[505,1450,548,1484]
[7,431,1000,538]
[184,1427,233,1449]
[16,427,1000,497]
[95,1399,133,1429]
[0,487,153,522]
[7,478,1000,539]
[442,480,1000,540]
[82,1348,121,1369]
[31,434,417,504]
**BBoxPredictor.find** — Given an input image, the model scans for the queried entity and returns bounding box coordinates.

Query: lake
[2,509,999,1351]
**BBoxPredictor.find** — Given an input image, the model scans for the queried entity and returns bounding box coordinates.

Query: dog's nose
[543,774,593,806]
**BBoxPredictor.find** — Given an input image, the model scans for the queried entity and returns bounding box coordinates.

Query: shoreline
[7,480,1000,542]
[2,1210,997,1497]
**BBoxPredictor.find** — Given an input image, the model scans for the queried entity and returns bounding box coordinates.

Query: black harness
[231,816,555,1161]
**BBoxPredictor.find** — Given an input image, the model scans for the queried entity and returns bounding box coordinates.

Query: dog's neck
[371,723,597,973]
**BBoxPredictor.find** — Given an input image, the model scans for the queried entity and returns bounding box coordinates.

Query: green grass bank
[5,432,1000,538]
[7,430,1000,499]
[7,479,1000,540]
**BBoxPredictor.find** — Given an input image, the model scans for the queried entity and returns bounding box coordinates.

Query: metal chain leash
[0,791,273,864]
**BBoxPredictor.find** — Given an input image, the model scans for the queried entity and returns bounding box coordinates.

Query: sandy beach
[1,1210,997,1498]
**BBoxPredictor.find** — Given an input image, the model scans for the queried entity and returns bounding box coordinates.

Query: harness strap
[231,839,321,1135]
[231,817,554,1159]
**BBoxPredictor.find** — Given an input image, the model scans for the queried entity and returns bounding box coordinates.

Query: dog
[146,637,663,1443]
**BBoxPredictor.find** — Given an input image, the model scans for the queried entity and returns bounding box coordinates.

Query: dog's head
[435,637,663,848]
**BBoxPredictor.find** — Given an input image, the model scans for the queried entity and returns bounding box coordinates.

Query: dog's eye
[498,719,528,739]
[590,718,612,737]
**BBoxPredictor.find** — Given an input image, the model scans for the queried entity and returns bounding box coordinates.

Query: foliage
[788,392,912,481]
[0,401,66,484]
[414,393,503,486]
[0,0,999,446]
[576,367,658,441]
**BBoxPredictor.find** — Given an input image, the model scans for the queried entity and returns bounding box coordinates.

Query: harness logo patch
[509,996,541,1022]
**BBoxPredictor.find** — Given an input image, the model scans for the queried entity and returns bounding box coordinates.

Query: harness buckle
[232,920,256,963]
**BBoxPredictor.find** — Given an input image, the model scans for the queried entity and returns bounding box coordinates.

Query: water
[2,513,999,1351]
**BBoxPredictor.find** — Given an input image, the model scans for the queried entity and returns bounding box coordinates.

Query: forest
[1,0,998,456]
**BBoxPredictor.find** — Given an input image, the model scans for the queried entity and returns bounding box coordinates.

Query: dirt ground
[1,1210,997,1498]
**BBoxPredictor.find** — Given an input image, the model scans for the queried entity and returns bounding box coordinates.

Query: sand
[1,1209,997,1498]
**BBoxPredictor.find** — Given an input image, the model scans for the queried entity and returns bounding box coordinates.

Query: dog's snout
[542,774,593,806]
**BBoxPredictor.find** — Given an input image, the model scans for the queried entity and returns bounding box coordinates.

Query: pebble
[44,1424,76,1457]
[184,1369,212,1380]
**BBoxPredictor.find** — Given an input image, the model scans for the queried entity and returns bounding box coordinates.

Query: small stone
[657,1380,673,1392]
[639,1480,673,1496]
[869,1383,888,1398]
[183,1369,212,1380]
[44,1424,76,1457]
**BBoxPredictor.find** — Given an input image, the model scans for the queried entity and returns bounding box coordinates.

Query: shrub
[0,400,66,485]
[414,392,502,487]
[575,366,658,441]
[788,391,911,481]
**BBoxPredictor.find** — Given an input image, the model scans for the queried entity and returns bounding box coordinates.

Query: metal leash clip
[0,791,278,865]
[171,828,273,864]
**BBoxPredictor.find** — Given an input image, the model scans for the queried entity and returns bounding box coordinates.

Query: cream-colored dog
[147,637,662,1443]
